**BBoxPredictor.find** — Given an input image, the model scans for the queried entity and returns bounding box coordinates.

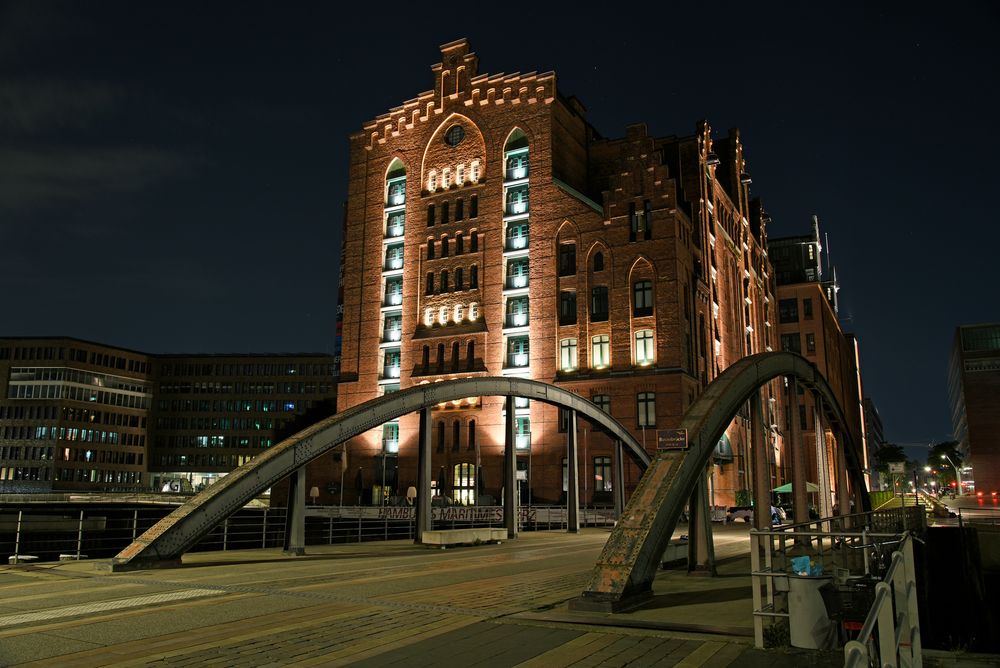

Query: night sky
[2,1,998,454]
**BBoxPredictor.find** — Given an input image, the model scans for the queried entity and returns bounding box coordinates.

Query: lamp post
[941,453,963,495]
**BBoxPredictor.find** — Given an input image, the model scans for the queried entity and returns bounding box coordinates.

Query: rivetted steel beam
[572,352,869,611]
[281,467,306,555]
[567,409,579,533]
[107,377,651,570]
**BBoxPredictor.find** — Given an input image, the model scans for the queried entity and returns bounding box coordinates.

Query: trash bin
[787,574,835,649]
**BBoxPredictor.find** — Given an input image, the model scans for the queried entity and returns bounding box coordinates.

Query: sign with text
[656,429,688,451]
[888,462,905,474]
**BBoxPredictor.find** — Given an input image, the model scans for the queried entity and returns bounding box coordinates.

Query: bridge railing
[750,508,923,665]
[2,504,616,563]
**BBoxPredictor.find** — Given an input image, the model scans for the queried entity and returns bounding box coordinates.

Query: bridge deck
[0,526,846,667]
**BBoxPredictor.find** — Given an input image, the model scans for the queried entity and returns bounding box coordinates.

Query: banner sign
[656,429,688,451]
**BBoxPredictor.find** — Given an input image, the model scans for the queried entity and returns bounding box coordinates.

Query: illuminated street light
[941,453,963,494]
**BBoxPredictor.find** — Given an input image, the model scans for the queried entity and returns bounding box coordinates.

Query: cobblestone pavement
[0,526,763,667]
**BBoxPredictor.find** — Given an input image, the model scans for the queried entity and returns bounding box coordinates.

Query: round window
[444,125,465,147]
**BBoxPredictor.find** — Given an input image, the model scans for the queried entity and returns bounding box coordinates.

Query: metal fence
[1,504,617,564]
[749,505,925,665]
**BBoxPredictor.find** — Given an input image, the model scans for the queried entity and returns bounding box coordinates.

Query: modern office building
[0,337,336,494]
[327,39,783,508]
[771,218,866,513]
[949,323,1000,494]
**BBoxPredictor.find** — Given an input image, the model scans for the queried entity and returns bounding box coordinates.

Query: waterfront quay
[0,526,778,667]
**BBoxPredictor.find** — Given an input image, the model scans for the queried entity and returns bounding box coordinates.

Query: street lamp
[941,453,963,495]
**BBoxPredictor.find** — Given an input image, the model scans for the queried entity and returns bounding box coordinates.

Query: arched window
[441,235,449,257]
[452,420,460,452]
[470,231,478,251]
[468,420,477,450]
[441,270,449,292]
[437,421,445,452]
[452,341,460,371]
[456,233,464,255]
[386,160,406,206]
[422,346,430,369]
[436,344,445,371]
[427,239,435,259]
[453,463,475,505]
[467,341,475,370]
[426,272,434,294]
[470,265,479,288]
[594,252,604,272]
[455,267,464,290]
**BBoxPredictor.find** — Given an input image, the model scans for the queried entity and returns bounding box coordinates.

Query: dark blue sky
[2,1,997,452]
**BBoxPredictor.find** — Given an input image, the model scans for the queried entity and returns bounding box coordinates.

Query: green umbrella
[772,482,820,493]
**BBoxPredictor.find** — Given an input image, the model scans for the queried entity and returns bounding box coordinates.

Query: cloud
[0,79,123,133]
[0,146,202,211]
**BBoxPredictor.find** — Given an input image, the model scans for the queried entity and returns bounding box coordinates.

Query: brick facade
[325,39,785,508]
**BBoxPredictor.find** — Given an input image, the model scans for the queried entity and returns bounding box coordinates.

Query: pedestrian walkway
[0,524,809,667]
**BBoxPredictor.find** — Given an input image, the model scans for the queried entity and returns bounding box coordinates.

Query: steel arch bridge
[110,376,651,570]
[574,351,869,611]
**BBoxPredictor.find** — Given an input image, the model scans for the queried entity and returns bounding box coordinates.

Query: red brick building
[328,39,781,508]
[949,324,1000,495]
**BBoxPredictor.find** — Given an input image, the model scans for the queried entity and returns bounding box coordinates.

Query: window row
[426,418,479,453]
[556,245,607,276]
[426,197,479,226]
[558,331,655,372]
[418,340,479,373]
[425,266,479,294]
[53,468,143,485]
[423,302,480,327]
[778,297,814,324]
[425,231,479,258]
[427,161,481,192]
[158,382,329,396]
[0,445,53,461]
[779,332,816,355]
[154,435,273,449]
[557,281,654,325]
[159,362,332,378]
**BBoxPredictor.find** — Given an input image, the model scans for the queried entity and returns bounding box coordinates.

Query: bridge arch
[111,377,651,568]
[576,351,868,609]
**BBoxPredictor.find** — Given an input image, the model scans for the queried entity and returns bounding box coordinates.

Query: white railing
[844,533,921,668]
[749,508,923,667]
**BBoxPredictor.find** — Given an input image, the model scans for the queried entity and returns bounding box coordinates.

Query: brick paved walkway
[0,528,762,667]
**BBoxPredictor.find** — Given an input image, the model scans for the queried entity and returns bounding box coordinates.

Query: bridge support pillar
[814,397,833,521]
[835,427,851,521]
[416,407,432,543]
[504,396,518,539]
[787,377,810,532]
[687,472,716,575]
[282,466,306,556]
[613,440,625,519]
[567,409,580,533]
[751,391,771,531]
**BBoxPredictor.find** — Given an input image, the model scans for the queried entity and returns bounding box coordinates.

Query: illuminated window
[594,456,612,492]
[637,392,656,428]
[385,211,405,238]
[506,149,529,181]
[505,185,529,215]
[439,306,449,324]
[442,167,451,189]
[469,302,479,321]
[383,312,402,342]
[515,417,531,450]
[425,308,434,327]
[382,349,400,379]
[470,160,480,182]
[387,172,406,206]
[456,164,465,185]
[506,257,529,289]
[384,243,404,270]
[384,277,403,306]
[506,222,529,250]
[454,304,464,322]
[382,423,399,454]
[453,463,475,505]
[591,335,610,369]
[428,171,437,191]
[560,338,578,372]
[506,296,529,328]
[635,329,655,365]
[507,336,529,368]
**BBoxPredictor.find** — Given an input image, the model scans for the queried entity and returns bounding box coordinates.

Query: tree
[872,443,907,489]
[929,440,962,489]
